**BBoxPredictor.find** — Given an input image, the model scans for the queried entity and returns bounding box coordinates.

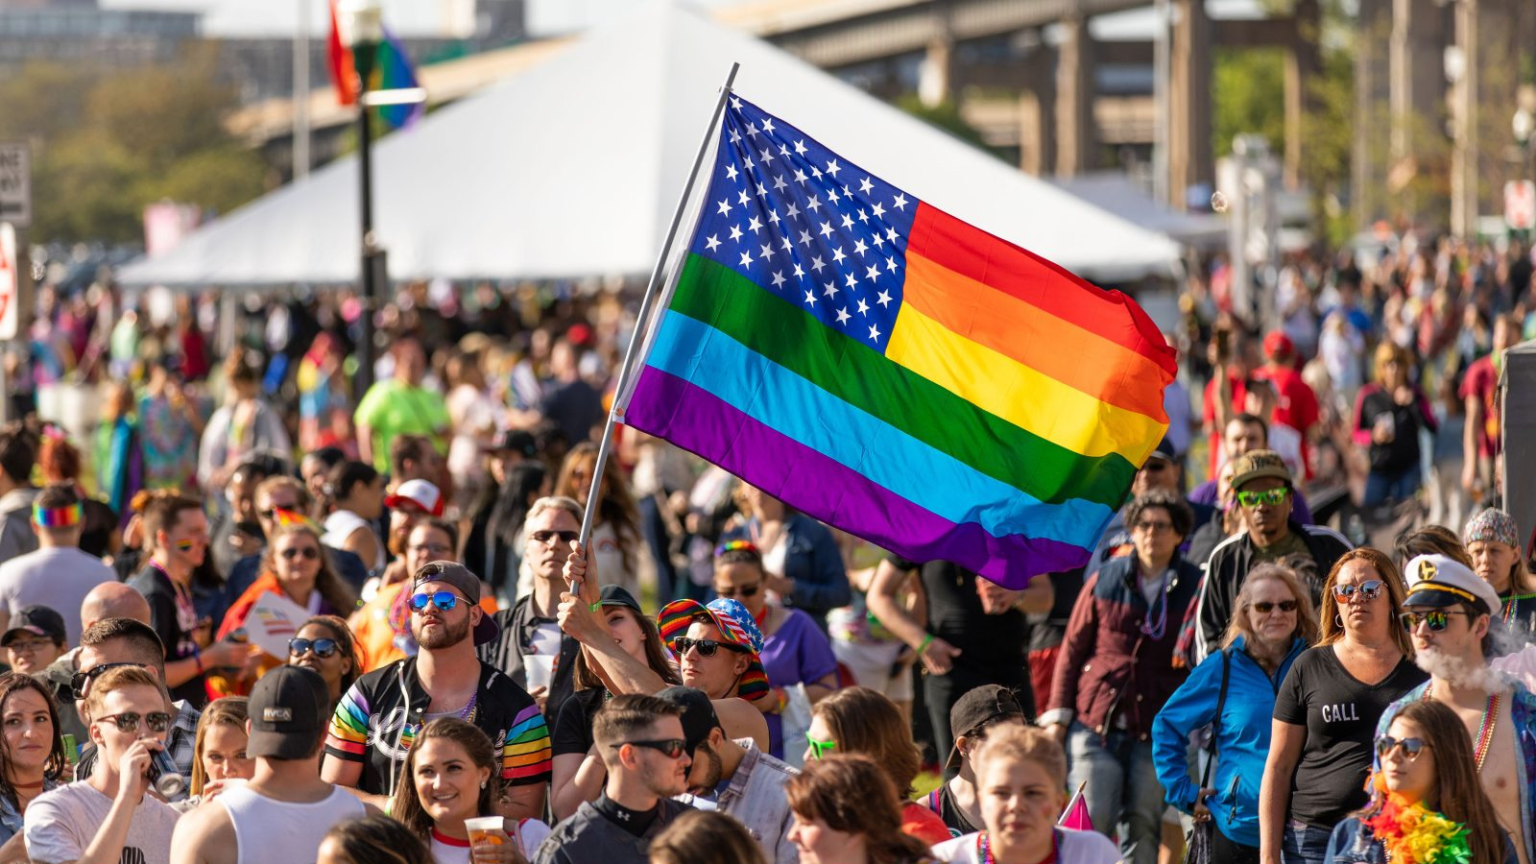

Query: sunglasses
[410,591,464,613]
[530,530,579,546]
[1333,580,1384,601]
[1134,520,1174,534]
[715,584,760,599]
[613,738,688,759]
[1252,600,1299,614]
[1236,488,1290,508]
[674,637,750,657]
[1376,735,1431,761]
[806,734,837,761]
[71,662,148,700]
[289,637,340,659]
[96,711,173,734]
[280,547,320,561]
[1400,610,1468,633]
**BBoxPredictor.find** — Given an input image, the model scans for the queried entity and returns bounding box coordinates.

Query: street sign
[0,144,29,229]
[0,223,16,340]
[1508,180,1536,232]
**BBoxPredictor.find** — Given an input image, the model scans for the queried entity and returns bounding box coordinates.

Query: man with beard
[321,562,551,818]
[532,694,693,864]
[1376,555,1536,864]
[656,686,799,864]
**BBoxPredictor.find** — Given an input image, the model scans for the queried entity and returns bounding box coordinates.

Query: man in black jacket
[1193,450,1351,661]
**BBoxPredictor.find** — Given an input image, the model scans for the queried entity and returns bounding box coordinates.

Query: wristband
[192,645,204,674]
[589,602,601,613]
[918,634,934,653]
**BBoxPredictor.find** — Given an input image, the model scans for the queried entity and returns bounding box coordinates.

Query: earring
[1334,614,1343,628]
[481,780,488,789]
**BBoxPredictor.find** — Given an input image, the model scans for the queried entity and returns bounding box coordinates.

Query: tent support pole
[575,61,739,586]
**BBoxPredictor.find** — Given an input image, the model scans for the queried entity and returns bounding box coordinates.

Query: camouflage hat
[1230,449,1291,491]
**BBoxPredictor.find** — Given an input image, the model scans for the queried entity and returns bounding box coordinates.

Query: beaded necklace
[1473,691,1499,772]
[977,828,1059,864]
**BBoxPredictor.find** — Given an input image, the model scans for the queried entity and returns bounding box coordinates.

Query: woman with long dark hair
[288,615,362,714]
[1324,699,1514,864]
[1261,548,1429,864]
[465,458,548,601]
[785,754,935,864]
[389,718,549,862]
[0,672,67,846]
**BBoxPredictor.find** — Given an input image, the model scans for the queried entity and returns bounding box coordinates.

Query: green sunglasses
[1236,488,1289,508]
[806,733,837,761]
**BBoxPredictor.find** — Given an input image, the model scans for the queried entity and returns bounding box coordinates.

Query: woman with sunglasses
[1261,548,1428,864]
[288,615,361,714]
[175,696,255,812]
[1041,488,1200,864]
[0,672,68,847]
[390,718,549,863]
[713,541,838,761]
[214,524,360,695]
[1324,699,1514,864]
[1153,563,1319,864]
[803,686,951,845]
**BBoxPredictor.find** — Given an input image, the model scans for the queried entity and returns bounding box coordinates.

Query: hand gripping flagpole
[574,62,741,590]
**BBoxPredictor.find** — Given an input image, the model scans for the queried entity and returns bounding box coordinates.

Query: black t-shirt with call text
[1272,645,1428,827]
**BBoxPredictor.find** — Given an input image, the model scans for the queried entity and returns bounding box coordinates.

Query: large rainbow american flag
[620,94,1176,588]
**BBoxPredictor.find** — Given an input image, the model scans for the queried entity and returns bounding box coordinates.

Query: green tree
[1211,48,1288,160]
[0,49,266,244]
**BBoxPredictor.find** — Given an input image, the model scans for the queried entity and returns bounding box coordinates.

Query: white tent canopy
[119,2,1181,287]
[1049,171,1229,250]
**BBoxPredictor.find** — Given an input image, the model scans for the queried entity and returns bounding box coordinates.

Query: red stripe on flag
[327,0,357,106]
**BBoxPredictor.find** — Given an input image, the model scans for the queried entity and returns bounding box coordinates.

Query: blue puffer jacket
[1151,635,1307,848]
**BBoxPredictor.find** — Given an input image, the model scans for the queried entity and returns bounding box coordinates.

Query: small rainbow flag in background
[619,94,1176,588]
[326,0,423,130]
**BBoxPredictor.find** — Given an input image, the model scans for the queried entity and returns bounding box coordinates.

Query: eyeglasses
[1376,735,1431,761]
[806,734,836,761]
[408,543,452,556]
[1252,600,1299,614]
[280,547,320,561]
[6,639,55,655]
[1134,520,1174,534]
[289,637,339,659]
[95,711,173,734]
[715,584,760,599]
[1400,610,1468,633]
[410,591,464,613]
[1236,488,1290,508]
[612,739,687,759]
[529,530,579,546]
[674,637,750,657]
[71,662,149,700]
[1333,580,1384,602]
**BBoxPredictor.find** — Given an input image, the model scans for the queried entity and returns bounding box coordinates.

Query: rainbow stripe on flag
[326,1,424,130]
[619,95,1175,587]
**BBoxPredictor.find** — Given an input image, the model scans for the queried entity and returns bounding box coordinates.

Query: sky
[97,0,1264,39]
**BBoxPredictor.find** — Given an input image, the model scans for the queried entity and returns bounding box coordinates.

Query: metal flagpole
[576,61,740,563]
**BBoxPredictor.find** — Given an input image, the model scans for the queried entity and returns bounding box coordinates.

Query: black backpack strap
[1199,648,1232,790]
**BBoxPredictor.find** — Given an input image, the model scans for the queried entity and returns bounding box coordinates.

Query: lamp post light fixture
[338,0,385,396]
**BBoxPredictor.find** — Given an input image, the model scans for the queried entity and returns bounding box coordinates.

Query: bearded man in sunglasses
[1375,554,1536,864]
[25,665,182,864]
[1194,450,1352,662]
[321,562,551,818]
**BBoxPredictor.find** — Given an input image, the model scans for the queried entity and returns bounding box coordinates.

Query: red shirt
[1254,365,1320,477]
[1459,354,1501,458]
[902,801,954,846]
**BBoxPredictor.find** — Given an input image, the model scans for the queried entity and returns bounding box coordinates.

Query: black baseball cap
[655,686,721,755]
[483,429,539,459]
[946,685,1025,770]
[248,665,330,759]
[2,606,67,647]
[413,562,500,646]
[598,585,642,614]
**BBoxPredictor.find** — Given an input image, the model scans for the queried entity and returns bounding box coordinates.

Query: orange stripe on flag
[902,252,1170,421]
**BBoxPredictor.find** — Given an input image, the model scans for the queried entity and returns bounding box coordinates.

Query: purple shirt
[760,607,839,759]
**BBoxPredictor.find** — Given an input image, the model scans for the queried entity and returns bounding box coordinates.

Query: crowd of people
[0,230,1527,863]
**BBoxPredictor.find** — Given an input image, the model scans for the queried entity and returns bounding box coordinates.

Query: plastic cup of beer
[465,816,509,850]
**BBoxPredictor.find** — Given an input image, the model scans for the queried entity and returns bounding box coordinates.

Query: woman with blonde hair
[932,724,1120,864]
[1260,548,1429,864]
[178,697,255,812]
[1352,341,1437,507]
[1153,563,1319,863]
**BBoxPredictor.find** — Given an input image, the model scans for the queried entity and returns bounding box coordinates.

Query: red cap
[1263,331,1294,359]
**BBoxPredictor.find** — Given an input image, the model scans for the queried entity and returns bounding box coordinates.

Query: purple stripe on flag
[625,366,1087,587]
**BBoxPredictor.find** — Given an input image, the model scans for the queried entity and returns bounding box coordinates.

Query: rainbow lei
[1359,795,1472,864]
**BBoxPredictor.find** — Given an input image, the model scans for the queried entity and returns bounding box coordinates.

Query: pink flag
[1058,782,1093,831]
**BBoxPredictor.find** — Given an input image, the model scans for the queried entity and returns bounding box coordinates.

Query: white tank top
[323,510,386,572]
[221,784,366,864]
